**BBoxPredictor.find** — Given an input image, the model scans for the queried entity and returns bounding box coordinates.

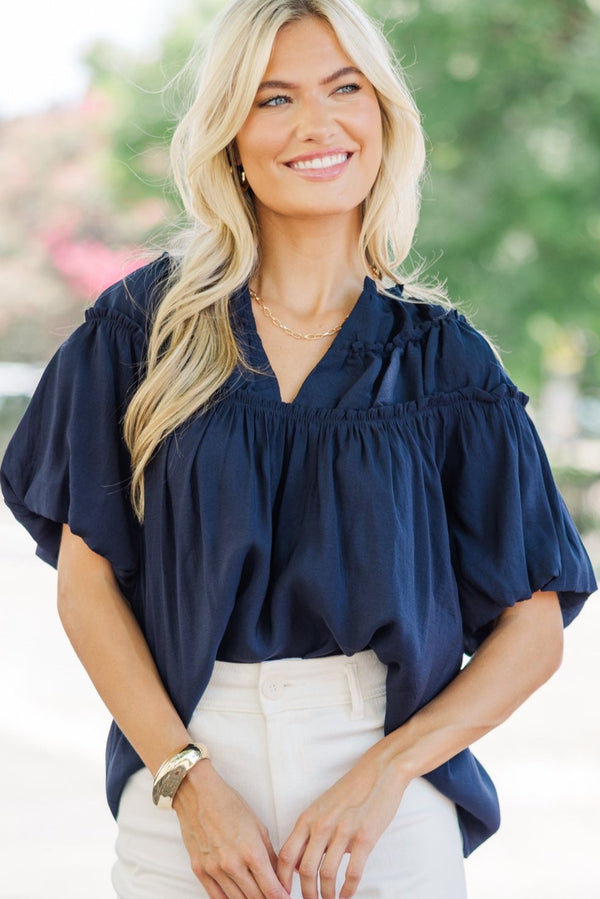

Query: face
[235,16,383,226]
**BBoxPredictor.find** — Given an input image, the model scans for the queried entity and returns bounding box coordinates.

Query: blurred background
[1,0,598,896]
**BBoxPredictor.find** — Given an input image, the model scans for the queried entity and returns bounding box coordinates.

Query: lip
[283,149,353,180]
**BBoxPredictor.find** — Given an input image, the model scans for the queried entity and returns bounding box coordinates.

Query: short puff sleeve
[439,317,596,655]
[1,307,145,592]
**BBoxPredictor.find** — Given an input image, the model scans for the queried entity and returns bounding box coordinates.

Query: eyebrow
[257,66,363,92]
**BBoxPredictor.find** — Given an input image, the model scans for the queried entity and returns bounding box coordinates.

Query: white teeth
[289,153,349,170]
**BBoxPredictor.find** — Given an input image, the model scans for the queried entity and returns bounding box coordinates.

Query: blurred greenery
[83,0,222,215]
[84,0,600,398]
[373,0,600,398]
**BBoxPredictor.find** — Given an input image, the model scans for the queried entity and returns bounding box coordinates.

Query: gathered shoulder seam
[84,307,146,340]
[348,306,458,357]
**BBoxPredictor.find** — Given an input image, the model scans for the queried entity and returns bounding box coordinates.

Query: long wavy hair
[124,0,430,519]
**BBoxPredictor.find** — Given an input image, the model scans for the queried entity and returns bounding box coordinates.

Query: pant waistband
[196,650,387,715]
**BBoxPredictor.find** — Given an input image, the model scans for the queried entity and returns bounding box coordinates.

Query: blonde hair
[124,0,430,519]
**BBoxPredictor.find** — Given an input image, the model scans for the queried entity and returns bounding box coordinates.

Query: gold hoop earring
[229,164,249,193]
[238,166,249,193]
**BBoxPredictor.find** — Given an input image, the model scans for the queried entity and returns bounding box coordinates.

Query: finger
[217,871,259,899]
[194,871,228,899]
[251,855,292,899]
[318,838,348,899]
[198,863,246,899]
[339,843,371,899]
[277,829,309,893]
[214,852,286,899]
[260,828,280,873]
[297,836,329,899]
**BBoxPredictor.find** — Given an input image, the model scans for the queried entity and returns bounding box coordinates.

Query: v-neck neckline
[242,278,372,405]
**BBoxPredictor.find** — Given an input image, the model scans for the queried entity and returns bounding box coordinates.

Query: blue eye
[336,83,361,94]
[260,95,291,107]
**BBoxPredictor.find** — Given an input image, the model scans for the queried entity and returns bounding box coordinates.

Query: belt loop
[345,662,364,720]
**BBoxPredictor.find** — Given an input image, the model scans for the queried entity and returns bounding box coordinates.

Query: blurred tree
[85,0,600,397]
[83,0,223,217]
[368,0,600,396]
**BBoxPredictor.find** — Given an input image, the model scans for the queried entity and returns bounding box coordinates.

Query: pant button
[262,680,283,699]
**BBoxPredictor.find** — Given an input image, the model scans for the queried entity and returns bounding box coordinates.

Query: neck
[252,207,366,316]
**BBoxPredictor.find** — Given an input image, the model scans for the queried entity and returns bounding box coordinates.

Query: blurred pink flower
[43,227,145,298]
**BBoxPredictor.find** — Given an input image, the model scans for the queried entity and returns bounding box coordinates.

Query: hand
[277,749,407,899]
[173,761,291,899]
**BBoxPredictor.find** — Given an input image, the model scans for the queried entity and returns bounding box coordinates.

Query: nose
[294,95,337,142]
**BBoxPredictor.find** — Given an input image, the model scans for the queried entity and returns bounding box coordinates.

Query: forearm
[57,526,291,896]
[374,591,564,781]
[57,524,191,775]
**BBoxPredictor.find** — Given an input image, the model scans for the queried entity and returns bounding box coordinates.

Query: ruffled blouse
[1,254,595,856]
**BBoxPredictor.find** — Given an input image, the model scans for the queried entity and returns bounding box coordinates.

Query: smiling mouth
[287,152,351,171]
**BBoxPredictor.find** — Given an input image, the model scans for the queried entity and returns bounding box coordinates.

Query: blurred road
[1,501,598,898]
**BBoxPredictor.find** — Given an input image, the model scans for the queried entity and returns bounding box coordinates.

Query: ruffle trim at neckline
[347,302,455,357]
[216,382,529,424]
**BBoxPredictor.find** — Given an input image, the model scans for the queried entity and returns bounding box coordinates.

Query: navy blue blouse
[1,254,596,856]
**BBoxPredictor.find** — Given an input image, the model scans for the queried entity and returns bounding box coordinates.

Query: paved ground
[1,501,598,898]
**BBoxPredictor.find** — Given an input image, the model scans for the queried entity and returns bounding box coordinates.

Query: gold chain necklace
[249,287,350,341]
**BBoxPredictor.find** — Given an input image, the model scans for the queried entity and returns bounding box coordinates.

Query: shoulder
[86,252,173,335]
[386,287,451,334]
[377,285,516,396]
[377,284,490,353]
[434,307,513,393]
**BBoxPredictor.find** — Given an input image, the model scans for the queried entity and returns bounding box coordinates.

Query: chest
[254,322,338,403]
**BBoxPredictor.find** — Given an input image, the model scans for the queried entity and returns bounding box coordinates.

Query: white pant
[113,651,467,898]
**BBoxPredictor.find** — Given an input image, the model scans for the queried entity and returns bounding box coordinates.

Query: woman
[1,0,596,897]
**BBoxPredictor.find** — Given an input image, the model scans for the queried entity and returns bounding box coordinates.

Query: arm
[277,591,564,899]
[57,524,290,899]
